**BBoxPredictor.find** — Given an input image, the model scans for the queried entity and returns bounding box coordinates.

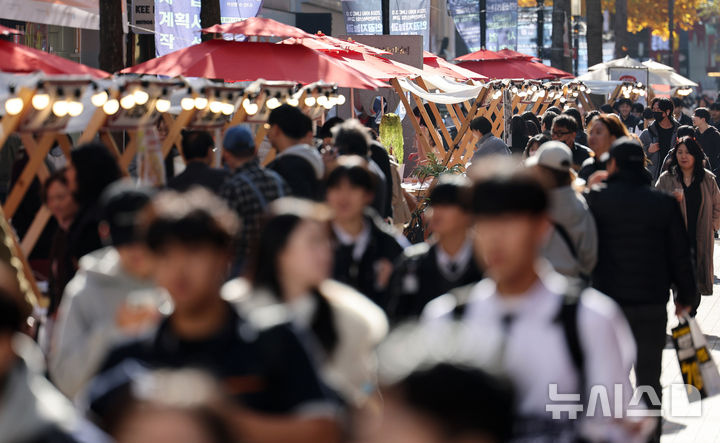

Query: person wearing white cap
[526,141,598,280]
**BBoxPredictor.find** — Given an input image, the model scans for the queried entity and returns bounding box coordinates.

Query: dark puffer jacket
[585,171,698,308]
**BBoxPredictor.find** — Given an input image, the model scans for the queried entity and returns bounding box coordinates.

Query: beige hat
[525,141,573,171]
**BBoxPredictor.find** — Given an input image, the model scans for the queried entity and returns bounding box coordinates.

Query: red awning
[456,59,568,80]
[0,39,108,78]
[422,52,487,80]
[121,40,384,89]
[282,34,392,56]
[326,52,420,82]
[455,49,506,62]
[202,17,314,39]
[0,25,22,35]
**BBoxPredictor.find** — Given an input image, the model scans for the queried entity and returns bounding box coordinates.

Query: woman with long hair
[510,115,530,155]
[579,114,630,181]
[225,197,388,407]
[522,134,551,159]
[656,136,720,297]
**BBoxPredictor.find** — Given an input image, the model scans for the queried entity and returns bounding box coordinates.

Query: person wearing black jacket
[693,107,720,181]
[551,115,594,170]
[167,130,228,194]
[616,98,641,132]
[586,137,697,442]
[326,157,406,308]
[267,105,325,201]
[386,174,482,324]
[66,143,122,266]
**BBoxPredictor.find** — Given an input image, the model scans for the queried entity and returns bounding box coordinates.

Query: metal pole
[668,0,674,69]
[382,0,390,35]
[480,0,487,49]
[537,0,545,58]
[573,18,579,75]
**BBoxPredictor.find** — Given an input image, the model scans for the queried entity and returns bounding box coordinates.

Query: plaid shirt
[220,158,290,264]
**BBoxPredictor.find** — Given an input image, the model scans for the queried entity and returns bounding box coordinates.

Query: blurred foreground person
[528,142,597,279]
[327,157,406,308]
[66,143,122,265]
[88,189,341,443]
[50,182,164,399]
[224,198,388,407]
[387,174,483,324]
[112,370,235,443]
[0,263,101,443]
[423,159,647,442]
[586,138,697,442]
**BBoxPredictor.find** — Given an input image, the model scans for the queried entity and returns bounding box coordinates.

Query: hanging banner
[485,0,518,51]
[447,0,481,52]
[155,0,263,56]
[132,0,155,34]
[341,0,430,50]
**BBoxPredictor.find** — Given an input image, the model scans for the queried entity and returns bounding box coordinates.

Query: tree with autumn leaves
[520,0,715,68]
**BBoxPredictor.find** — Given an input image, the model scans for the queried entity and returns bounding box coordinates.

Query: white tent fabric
[396,77,486,105]
[578,56,698,88]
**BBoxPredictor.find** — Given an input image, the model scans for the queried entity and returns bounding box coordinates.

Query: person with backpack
[422,158,643,442]
[220,125,290,275]
[527,142,598,279]
[586,137,697,443]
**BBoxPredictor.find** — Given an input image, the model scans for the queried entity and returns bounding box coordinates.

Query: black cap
[429,174,472,207]
[100,181,154,247]
[472,169,548,216]
[609,137,646,170]
[710,102,720,111]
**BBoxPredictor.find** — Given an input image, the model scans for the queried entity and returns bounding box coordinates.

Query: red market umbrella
[456,59,560,80]
[495,48,535,60]
[455,49,505,62]
[545,64,574,79]
[0,25,22,35]
[202,17,314,39]
[282,34,392,56]
[423,51,487,81]
[326,51,420,82]
[0,39,108,78]
[121,40,384,90]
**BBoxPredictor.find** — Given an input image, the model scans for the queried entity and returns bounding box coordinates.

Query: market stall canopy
[578,56,698,88]
[454,49,507,62]
[495,49,535,60]
[456,58,571,80]
[0,39,108,78]
[0,25,22,35]
[282,34,392,56]
[395,77,486,104]
[202,16,314,39]
[423,51,487,81]
[120,40,383,90]
[325,51,421,82]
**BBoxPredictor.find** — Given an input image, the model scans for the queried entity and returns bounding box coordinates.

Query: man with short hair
[469,116,510,161]
[617,98,640,132]
[220,125,290,273]
[586,137,697,442]
[89,189,341,443]
[526,142,597,279]
[50,182,164,399]
[266,105,325,200]
[550,114,593,169]
[423,159,640,441]
[673,97,693,126]
[541,111,558,136]
[694,107,720,179]
[167,130,229,194]
[640,97,679,179]
[709,102,720,129]
[387,174,483,324]
[631,102,645,121]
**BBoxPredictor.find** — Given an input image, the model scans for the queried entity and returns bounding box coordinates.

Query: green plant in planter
[412,152,465,183]
[379,113,403,163]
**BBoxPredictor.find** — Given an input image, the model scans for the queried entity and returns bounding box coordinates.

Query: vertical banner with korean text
[447,0,481,52]
[341,0,429,50]
[155,0,263,56]
[485,0,517,51]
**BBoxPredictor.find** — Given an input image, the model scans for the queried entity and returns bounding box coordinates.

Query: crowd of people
[0,93,719,443]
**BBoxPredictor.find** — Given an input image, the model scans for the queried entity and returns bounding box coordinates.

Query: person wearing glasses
[550,114,594,170]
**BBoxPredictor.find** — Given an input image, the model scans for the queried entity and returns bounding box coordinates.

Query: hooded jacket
[49,247,167,399]
[540,186,598,278]
[268,144,325,201]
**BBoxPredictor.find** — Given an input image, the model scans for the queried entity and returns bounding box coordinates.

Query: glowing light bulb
[120,94,136,109]
[194,96,208,110]
[304,96,316,107]
[32,93,50,110]
[91,90,108,107]
[317,95,329,106]
[68,101,84,117]
[286,97,299,107]
[52,100,69,117]
[103,99,120,115]
[4,97,23,115]
[221,102,235,115]
[242,99,258,115]
[133,89,149,105]
[266,97,281,110]
[336,94,346,105]
[155,98,171,113]
[492,90,502,99]
[180,97,195,111]
[209,100,223,114]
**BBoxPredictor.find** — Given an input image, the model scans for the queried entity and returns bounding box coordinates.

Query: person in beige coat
[223,198,388,407]
[656,136,720,296]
